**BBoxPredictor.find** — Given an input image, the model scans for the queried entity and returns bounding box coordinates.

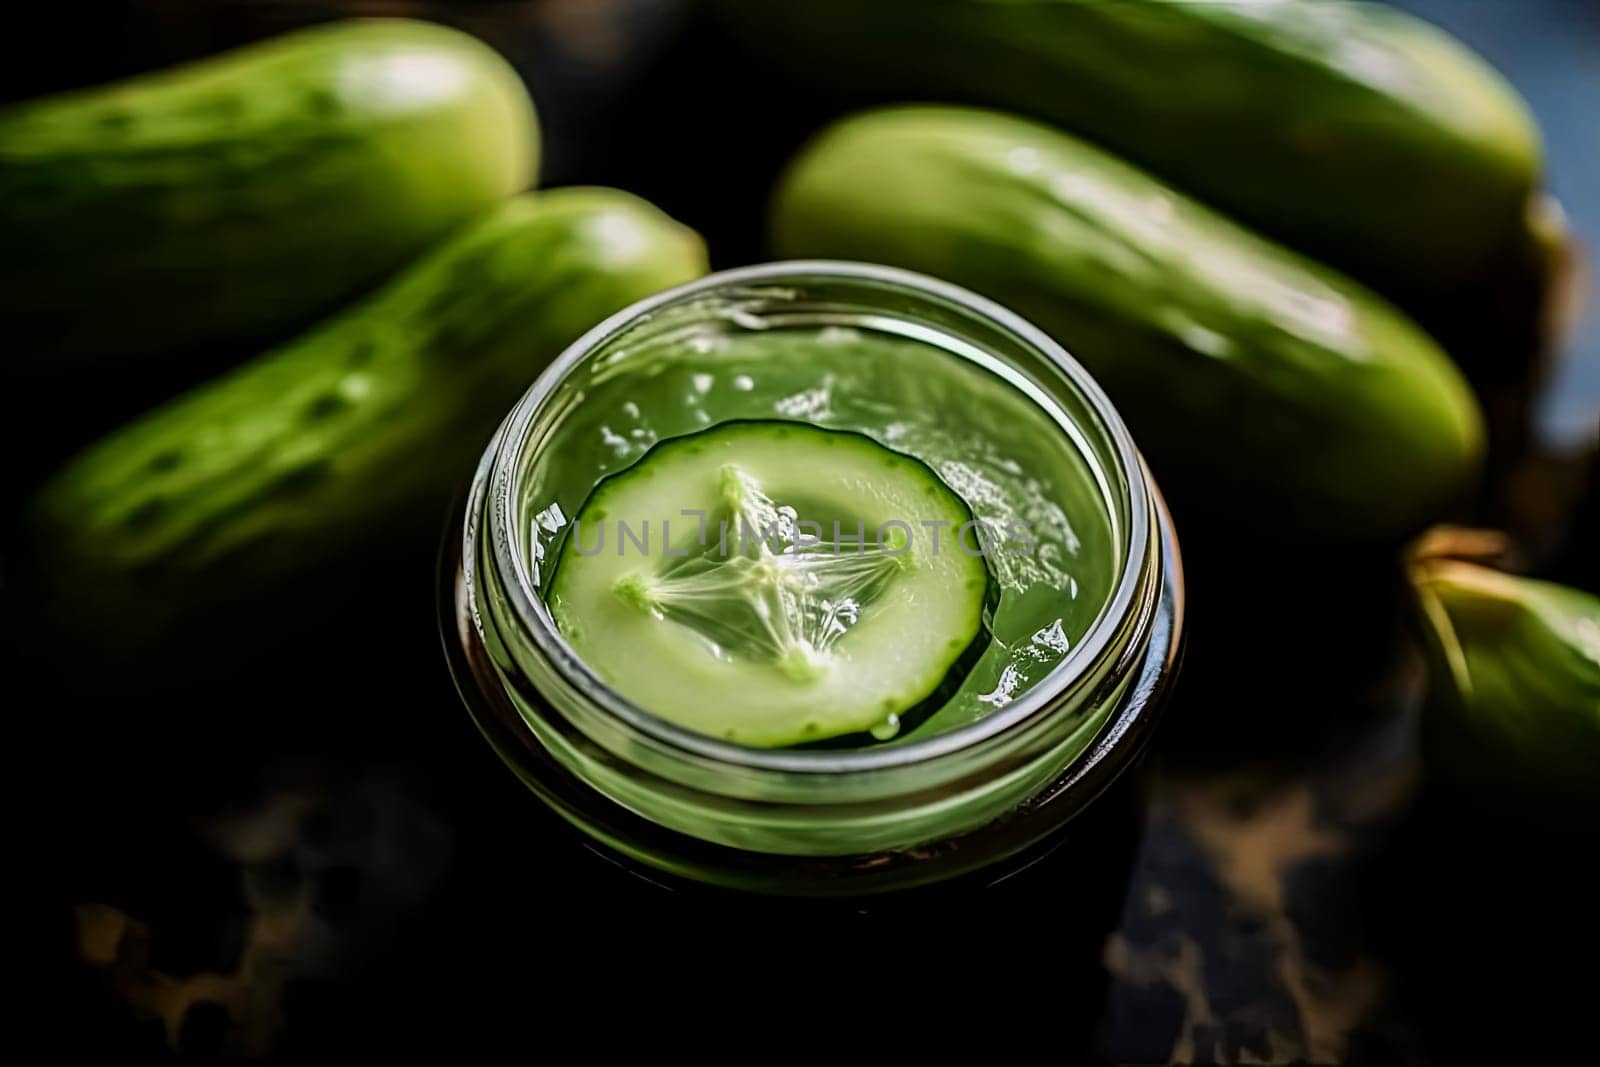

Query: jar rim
[481,260,1153,774]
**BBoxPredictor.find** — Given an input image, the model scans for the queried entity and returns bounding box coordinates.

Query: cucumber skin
[34,189,707,639]
[717,0,1539,299]
[772,107,1485,543]
[0,19,539,366]
[1413,562,1600,804]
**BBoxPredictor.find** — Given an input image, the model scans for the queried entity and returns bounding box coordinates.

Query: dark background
[9,2,1598,1063]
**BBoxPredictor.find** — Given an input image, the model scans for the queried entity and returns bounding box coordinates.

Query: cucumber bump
[548,421,993,747]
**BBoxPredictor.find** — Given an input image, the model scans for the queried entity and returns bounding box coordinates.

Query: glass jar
[442,262,1183,906]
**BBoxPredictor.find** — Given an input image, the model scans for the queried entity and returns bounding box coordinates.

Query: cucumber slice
[547,420,991,747]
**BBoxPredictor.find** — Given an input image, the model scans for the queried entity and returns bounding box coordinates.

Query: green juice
[522,316,1122,747]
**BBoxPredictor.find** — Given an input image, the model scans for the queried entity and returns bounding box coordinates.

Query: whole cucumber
[33,189,707,639]
[718,0,1540,301]
[0,19,538,366]
[771,106,1484,542]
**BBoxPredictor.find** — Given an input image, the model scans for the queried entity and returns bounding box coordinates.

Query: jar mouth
[481,261,1152,775]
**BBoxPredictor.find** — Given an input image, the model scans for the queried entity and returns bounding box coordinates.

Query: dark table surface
[19,2,1600,1063]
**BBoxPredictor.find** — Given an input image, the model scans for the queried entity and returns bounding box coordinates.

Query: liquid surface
[522,318,1119,744]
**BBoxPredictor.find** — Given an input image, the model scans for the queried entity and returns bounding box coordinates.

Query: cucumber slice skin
[547,420,993,747]
[785,618,993,751]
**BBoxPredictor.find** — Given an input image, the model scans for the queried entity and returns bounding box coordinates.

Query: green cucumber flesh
[548,420,992,748]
